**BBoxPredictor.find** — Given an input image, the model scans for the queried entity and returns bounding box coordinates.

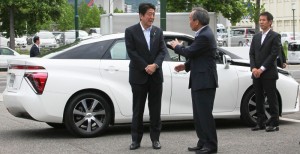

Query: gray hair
[192,7,210,26]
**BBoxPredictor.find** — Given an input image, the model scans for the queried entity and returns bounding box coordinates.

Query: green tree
[114,8,124,13]
[166,0,247,25]
[78,3,105,30]
[57,3,74,31]
[0,0,66,49]
[84,5,101,29]
[78,1,90,30]
[246,0,265,33]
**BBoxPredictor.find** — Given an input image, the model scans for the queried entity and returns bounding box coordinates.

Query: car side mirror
[223,55,231,69]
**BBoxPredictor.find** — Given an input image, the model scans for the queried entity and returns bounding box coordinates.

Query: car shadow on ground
[1,119,296,139]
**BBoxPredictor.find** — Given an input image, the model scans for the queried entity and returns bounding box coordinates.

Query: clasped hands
[252,68,263,78]
[145,64,157,75]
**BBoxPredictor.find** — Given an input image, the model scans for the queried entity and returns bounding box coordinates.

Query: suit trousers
[191,88,217,149]
[130,77,162,143]
[253,78,279,126]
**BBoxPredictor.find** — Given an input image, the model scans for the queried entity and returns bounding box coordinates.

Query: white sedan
[0,46,29,69]
[3,32,299,137]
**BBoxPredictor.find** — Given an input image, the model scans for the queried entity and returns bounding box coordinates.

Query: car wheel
[64,92,112,137]
[46,122,65,129]
[240,88,273,127]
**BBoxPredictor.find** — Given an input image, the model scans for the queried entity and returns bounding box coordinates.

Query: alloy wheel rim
[248,94,271,122]
[72,98,106,133]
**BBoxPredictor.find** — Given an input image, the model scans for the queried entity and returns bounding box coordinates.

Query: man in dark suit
[30,36,40,57]
[170,7,218,154]
[249,12,281,132]
[125,3,167,150]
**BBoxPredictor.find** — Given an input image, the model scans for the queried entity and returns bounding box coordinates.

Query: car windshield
[288,43,300,51]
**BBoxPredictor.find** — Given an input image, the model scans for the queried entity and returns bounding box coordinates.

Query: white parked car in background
[0,36,8,47]
[287,40,300,64]
[61,30,89,45]
[280,32,300,45]
[7,36,27,49]
[0,46,29,68]
[35,31,58,49]
[3,32,299,137]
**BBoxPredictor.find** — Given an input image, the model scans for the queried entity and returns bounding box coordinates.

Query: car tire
[64,92,112,138]
[46,122,65,129]
[240,88,274,127]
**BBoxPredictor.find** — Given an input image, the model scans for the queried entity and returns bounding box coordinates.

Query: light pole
[75,0,79,39]
[292,3,295,41]
[0,22,2,46]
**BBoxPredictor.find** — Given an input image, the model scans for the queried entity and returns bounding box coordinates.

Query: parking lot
[0,67,300,153]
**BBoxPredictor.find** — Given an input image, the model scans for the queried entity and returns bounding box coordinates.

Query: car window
[248,29,255,35]
[288,43,300,51]
[232,30,244,36]
[109,40,127,60]
[0,48,14,55]
[164,38,187,62]
[50,40,113,59]
[164,36,193,62]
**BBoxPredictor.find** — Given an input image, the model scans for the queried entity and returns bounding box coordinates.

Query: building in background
[263,0,299,33]
[236,0,299,33]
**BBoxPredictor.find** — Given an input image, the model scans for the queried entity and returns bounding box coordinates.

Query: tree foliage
[57,3,75,31]
[246,0,265,33]
[0,0,65,36]
[0,0,66,49]
[84,5,101,29]
[77,2,105,30]
[166,0,247,25]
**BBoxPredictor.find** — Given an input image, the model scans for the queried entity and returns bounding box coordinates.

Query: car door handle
[104,66,119,71]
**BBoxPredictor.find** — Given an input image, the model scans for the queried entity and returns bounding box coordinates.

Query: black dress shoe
[129,142,140,150]
[251,125,265,131]
[265,126,279,132]
[152,141,161,149]
[188,145,203,151]
[196,147,218,154]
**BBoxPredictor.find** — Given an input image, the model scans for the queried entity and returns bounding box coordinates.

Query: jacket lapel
[150,27,157,53]
[260,30,272,49]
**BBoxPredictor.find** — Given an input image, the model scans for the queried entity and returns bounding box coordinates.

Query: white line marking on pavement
[280,117,300,123]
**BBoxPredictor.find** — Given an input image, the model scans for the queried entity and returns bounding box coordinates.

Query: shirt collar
[195,25,207,36]
[34,43,39,47]
[262,28,271,35]
[140,22,152,32]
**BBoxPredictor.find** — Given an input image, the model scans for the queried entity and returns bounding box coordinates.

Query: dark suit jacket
[125,23,167,84]
[30,44,40,57]
[174,26,218,91]
[277,45,286,68]
[249,30,281,79]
